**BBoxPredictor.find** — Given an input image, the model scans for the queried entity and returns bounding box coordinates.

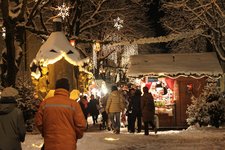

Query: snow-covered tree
[1,0,153,86]
[161,0,225,61]
[207,91,225,128]
[1,0,26,87]
[186,92,210,127]
[186,78,225,128]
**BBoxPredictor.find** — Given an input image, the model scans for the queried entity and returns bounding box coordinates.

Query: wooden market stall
[127,52,223,128]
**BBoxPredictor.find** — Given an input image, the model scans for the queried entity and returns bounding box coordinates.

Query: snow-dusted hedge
[186,79,225,128]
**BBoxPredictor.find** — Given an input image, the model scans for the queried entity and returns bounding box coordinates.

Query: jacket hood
[0,103,16,115]
[0,97,17,115]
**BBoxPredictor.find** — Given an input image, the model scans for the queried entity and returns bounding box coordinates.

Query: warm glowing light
[104,137,120,141]
[45,90,55,99]
[70,89,80,100]
[93,42,101,52]
[31,68,41,79]
[70,40,75,46]
[102,85,108,95]
[32,143,43,148]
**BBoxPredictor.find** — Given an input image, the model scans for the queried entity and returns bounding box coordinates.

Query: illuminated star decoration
[2,27,6,39]
[114,17,123,30]
[57,3,70,20]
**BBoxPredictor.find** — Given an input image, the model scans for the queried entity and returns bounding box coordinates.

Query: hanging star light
[114,17,123,30]
[57,3,70,20]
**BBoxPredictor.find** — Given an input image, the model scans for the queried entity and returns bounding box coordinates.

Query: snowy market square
[22,123,225,150]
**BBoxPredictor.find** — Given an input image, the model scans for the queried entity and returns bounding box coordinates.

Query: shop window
[145,77,175,116]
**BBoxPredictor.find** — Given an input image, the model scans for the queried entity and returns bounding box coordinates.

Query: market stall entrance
[127,52,223,128]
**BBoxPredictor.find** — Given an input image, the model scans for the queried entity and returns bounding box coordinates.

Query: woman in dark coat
[141,86,157,135]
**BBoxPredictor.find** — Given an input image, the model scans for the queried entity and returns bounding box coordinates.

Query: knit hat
[1,87,18,97]
[55,78,70,91]
[0,87,18,104]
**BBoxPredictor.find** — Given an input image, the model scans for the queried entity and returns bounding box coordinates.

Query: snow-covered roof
[127,52,223,78]
[35,31,82,66]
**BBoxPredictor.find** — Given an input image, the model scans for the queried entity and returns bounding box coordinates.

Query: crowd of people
[78,84,157,136]
[0,78,157,150]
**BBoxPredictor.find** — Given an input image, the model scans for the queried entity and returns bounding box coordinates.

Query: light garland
[114,17,123,30]
[121,44,138,67]
[102,34,122,66]
[57,3,70,20]
[93,42,101,52]
[93,48,97,69]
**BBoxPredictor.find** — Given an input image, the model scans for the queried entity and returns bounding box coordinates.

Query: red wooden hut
[127,52,224,128]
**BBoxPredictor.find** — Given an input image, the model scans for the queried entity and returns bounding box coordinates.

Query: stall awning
[127,52,223,78]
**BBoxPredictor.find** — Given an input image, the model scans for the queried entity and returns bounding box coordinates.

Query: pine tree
[207,91,225,128]
[186,78,225,127]
[15,72,42,132]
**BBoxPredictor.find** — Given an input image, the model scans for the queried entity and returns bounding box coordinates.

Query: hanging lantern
[70,39,75,46]
[93,42,101,52]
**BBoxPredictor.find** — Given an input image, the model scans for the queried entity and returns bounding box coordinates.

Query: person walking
[35,78,86,150]
[126,88,136,132]
[99,93,109,130]
[130,89,142,133]
[106,85,125,134]
[141,86,157,135]
[79,95,89,129]
[88,94,99,125]
[0,87,26,150]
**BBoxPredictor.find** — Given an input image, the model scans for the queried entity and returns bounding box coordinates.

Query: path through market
[22,121,225,150]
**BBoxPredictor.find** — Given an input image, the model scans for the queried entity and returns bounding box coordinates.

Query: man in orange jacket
[35,78,86,150]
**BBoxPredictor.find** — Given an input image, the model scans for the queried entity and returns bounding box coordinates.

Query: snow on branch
[108,29,203,47]
[9,2,22,19]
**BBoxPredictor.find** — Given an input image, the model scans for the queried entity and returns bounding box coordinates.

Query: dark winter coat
[131,90,142,116]
[35,89,86,150]
[88,99,99,116]
[141,92,155,122]
[79,100,89,119]
[0,97,26,150]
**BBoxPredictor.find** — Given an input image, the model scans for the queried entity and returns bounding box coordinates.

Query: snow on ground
[22,124,225,150]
